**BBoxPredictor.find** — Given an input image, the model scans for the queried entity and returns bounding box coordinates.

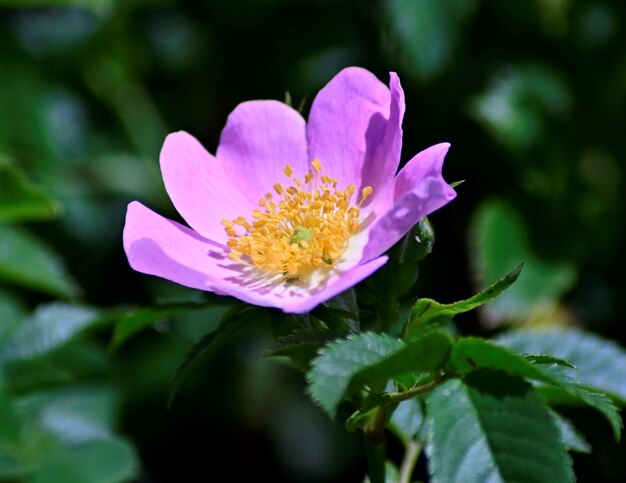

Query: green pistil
[289,226,313,246]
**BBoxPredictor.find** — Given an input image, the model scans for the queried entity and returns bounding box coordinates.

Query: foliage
[1,0,626,482]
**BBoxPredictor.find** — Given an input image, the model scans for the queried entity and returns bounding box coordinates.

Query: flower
[123,67,455,313]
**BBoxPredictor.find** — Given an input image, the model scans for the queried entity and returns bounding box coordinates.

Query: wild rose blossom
[123,67,455,313]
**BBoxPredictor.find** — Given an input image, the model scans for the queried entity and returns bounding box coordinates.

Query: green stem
[364,403,390,444]
[399,439,422,483]
[363,403,393,483]
[364,438,386,483]
[383,380,439,403]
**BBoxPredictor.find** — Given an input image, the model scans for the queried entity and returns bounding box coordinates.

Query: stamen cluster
[222,160,372,282]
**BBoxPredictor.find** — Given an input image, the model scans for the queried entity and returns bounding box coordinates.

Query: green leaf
[552,410,591,453]
[0,391,21,445]
[0,289,24,345]
[110,303,209,350]
[168,305,257,405]
[265,329,342,372]
[15,386,117,445]
[389,398,424,442]
[307,332,401,417]
[524,354,576,368]
[469,200,576,325]
[0,385,22,478]
[426,370,574,483]
[0,453,22,480]
[537,365,622,440]
[384,461,400,483]
[320,289,361,332]
[448,337,563,380]
[0,161,60,222]
[8,384,138,482]
[31,438,138,483]
[0,225,78,298]
[0,304,100,363]
[448,337,622,439]
[496,328,626,402]
[0,0,114,12]
[307,329,452,417]
[404,264,522,338]
[4,342,108,392]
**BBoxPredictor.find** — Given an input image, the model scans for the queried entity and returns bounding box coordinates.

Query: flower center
[222,159,372,283]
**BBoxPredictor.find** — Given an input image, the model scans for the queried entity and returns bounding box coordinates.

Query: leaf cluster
[270,263,623,482]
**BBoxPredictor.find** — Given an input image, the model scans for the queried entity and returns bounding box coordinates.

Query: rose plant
[122,67,623,483]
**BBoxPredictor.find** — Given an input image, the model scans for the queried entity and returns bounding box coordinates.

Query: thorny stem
[399,439,422,483]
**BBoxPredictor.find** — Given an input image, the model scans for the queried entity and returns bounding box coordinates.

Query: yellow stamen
[223,160,372,281]
[359,186,373,207]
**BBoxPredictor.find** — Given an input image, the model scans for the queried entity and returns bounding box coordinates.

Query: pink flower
[123,67,455,313]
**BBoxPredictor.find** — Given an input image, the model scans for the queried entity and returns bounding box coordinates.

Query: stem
[364,403,391,444]
[364,438,386,483]
[383,380,439,402]
[399,440,422,483]
[372,262,399,333]
[363,403,393,483]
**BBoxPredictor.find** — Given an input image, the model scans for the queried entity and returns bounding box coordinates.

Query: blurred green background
[1,0,625,481]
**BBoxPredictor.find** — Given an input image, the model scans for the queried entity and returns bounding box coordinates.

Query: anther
[223,161,372,281]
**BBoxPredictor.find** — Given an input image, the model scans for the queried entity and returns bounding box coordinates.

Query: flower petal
[307,67,404,201]
[123,201,387,313]
[123,201,287,308]
[281,256,389,314]
[216,100,309,204]
[124,201,228,292]
[360,143,456,262]
[360,72,405,208]
[160,131,254,245]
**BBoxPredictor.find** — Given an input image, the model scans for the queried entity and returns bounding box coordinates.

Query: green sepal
[391,217,435,265]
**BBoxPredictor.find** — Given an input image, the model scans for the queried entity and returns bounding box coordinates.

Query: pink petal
[123,201,387,313]
[360,72,405,208]
[281,256,389,314]
[160,131,255,245]
[216,100,309,205]
[123,201,286,308]
[306,68,404,201]
[360,143,456,262]
[124,201,230,293]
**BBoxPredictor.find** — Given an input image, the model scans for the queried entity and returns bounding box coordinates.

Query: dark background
[1,0,625,481]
